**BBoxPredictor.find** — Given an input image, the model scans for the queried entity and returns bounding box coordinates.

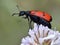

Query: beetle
[12,10,52,29]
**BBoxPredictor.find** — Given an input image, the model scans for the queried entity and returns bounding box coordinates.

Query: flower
[21,23,60,45]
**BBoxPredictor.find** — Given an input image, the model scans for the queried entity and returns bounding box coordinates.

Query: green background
[0,0,60,45]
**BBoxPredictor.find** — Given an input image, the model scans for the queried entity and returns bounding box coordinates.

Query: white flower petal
[39,38,44,44]
[21,23,60,45]
[21,43,25,45]
[34,23,38,28]
[28,29,35,38]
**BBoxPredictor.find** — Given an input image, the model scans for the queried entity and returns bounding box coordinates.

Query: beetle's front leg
[28,17,32,29]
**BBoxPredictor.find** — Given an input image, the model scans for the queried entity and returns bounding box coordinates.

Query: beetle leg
[29,20,32,29]
[28,17,32,29]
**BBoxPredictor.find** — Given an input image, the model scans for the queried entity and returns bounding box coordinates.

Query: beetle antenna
[16,5,20,11]
[12,5,20,16]
[12,13,19,16]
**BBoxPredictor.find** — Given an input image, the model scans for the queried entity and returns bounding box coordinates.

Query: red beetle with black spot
[30,10,52,22]
[12,10,52,29]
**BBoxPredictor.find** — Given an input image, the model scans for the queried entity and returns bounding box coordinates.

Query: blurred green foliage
[0,0,60,45]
